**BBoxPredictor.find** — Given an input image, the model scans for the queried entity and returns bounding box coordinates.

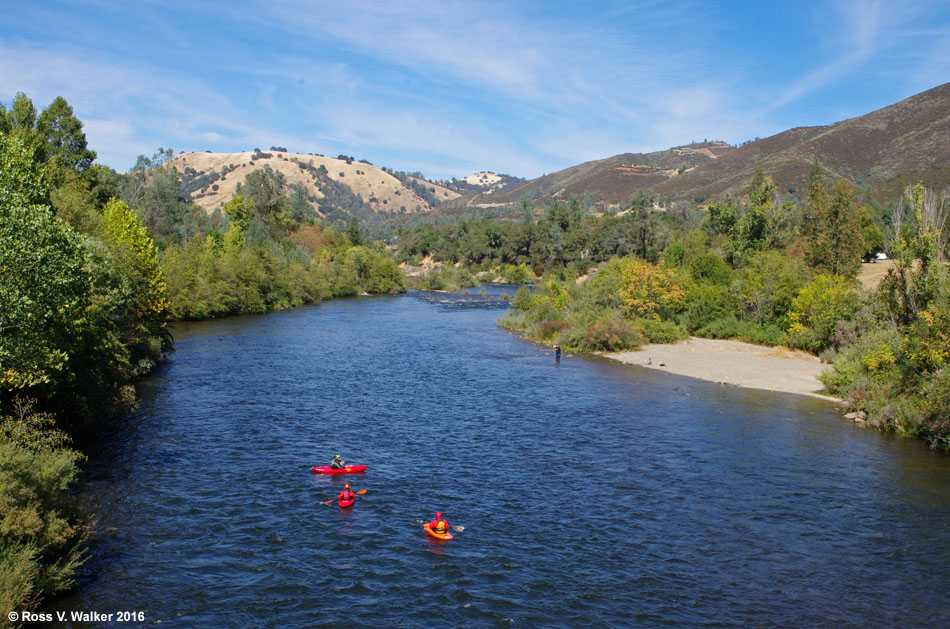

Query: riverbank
[607,337,839,401]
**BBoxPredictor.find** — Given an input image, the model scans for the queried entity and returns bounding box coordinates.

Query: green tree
[2,94,95,184]
[628,190,662,261]
[708,171,783,267]
[35,96,96,181]
[0,135,89,390]
[222,195,253,233]
[102,198,169,351]
[346,217,364,246]
[803,172,863,277]
[237,168,291,229]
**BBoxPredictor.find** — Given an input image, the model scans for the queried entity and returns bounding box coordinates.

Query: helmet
[334,454,341,458]
[344,483,350,489]
[436,512,442,518]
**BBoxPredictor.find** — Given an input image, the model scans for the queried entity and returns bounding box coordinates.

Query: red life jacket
[338,490,355,500]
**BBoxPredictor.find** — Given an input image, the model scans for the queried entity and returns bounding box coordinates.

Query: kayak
[338,497,355,508]
[423,523,453,541]
[311,465,368,475]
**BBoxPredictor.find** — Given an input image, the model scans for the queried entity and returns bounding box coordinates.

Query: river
[53,289,950,627]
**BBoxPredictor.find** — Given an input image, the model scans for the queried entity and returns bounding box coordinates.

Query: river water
[53,289,950,627]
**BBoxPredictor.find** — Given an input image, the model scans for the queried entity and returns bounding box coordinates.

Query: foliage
[706,171,792,267]
[504,263,532,284]
[509,285,532,310]
[1,93,96,186]
[566,311,643,352]
[618,258,685,320]
[0,135,89,390]
[880,183,948,326]
[734,250,809,329]
[802,172,864,277]
[787,273,859,351]
[0,396,86,615]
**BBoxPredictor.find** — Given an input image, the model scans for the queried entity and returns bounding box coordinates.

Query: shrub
[632,317,687,344]
[688,253,732,285]
[511,286,533,310]
[681,283,734,332]
[567,311,643,352]
[539,319,569,340]
[862,343,896,372]
[922,371,950,449]
[618,257,686,320]
[698,315,740,339]
[788,273,859,352]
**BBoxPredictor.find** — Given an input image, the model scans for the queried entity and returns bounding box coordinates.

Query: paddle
[413,517,464,532]
[322,489,367,505]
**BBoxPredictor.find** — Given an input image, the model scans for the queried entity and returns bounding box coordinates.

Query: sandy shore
[607,337,839,401]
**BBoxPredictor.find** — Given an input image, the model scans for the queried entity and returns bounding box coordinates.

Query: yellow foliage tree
[102,198,168,321]
[618,258,685,320]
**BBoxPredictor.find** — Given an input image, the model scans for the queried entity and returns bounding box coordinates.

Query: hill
[469,141,734,207]
[169,149,461,217]
[462,83,950,209]
[653,82,950,203]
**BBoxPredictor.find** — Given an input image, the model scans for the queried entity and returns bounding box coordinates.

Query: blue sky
[2,0,948,179]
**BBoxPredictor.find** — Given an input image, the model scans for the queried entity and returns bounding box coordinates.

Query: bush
[567,312,643,352]
[922,371,950,449]
[539,319,569,339]
[688,253,732,285]
[504,263,532,284]
[697,316,785,345]
[681,283,734,332]
[633,317,687,344]
[511,285,533,310]
[788,273,859,352]
[698,315,740,338]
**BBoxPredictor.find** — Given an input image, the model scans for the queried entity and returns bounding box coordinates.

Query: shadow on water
[51,293,950,627]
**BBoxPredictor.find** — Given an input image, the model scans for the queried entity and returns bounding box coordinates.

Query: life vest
[338,490,354,500]
[434,519,447,533]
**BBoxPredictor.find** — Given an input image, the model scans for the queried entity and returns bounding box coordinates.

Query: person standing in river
[554,344,561,360]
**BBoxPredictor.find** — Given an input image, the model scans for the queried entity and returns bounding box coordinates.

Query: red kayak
[311,465,368,475]
[338,497,355,508]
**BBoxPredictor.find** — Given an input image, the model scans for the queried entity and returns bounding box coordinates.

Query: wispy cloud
[768,0,933,113]
[1,1,947,178]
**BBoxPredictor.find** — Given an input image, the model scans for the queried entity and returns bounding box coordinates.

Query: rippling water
[52,289,950,627]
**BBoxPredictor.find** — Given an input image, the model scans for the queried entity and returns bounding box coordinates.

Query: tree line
[1,94,170,614]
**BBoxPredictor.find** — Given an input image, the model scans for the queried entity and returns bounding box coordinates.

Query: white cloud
[2,0,947,179]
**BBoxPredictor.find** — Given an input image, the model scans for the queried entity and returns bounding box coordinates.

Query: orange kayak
[423,523,453,540]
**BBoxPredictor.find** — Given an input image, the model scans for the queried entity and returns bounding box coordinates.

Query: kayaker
[330,454,346,469]
[338,483,355,503]
[428,512,450,535]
